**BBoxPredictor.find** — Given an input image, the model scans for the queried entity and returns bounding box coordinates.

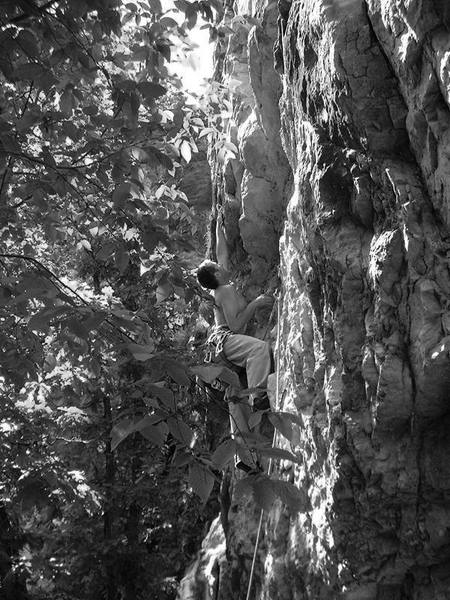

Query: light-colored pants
[222,334,271,465]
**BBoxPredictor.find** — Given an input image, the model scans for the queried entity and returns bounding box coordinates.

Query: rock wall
[274,0,450,597]
[178,1,450,599]
[210,1,292,292]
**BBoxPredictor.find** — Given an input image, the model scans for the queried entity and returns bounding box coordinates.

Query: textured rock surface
[176,516,226,600]
[178,0,450,599]
[273,0,450,597]
[211,3,292,289]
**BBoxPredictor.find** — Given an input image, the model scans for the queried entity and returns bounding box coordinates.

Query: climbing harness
[204,324,236,372]
[245,289,282,600]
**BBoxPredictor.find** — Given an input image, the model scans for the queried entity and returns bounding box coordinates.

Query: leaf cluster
[0,1,224,599]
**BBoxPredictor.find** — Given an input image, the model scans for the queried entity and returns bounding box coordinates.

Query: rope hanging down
[245,290,282,600]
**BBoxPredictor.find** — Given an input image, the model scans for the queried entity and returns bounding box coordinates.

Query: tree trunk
[102,394,117,600]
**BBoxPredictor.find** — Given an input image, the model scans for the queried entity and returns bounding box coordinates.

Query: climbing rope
[245,289,282,600]
[261,290,279,341]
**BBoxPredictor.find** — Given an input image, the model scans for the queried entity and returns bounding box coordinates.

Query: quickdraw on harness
[204,324,233,365]
[203,325,243,392]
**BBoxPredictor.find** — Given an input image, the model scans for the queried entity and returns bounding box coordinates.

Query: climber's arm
[215,209,230,270]
[216,286,273,333]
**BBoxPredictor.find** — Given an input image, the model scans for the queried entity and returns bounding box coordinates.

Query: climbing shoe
[253,394,270,411]
[235,461,263,475]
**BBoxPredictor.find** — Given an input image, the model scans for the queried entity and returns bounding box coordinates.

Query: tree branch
[44,9,113,87]
[0,253,136,342]
[21,82,34,117]
[0,84,34,203]
[0,156,14,204]
[5,0,61,25]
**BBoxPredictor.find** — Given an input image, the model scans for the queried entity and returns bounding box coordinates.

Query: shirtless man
[196,215,273,470]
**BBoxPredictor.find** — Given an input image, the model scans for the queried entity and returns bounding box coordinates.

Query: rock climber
[196,210,274,472]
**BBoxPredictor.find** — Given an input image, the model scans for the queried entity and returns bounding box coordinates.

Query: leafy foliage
[0,2,307,598]
[0,1,228,598]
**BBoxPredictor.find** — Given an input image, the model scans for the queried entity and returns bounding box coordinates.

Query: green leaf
[115,248,129,274]
[185,5,198,29]
[250,475,277,511]
[241,475,310,513]
[111,415,167,450]
[17,30,39,58]
[166,361,190,386]
[43,354,57,372]
[93,21,103,42]
[15,274,58,302]
[224,141,238,153]
[268,412,293,442]
[274,411,303,426]
[173,452,194,468]
[156,281,173,304]
[0,286,12,307]
[199,127,214,138]
[159,16,179,28]
[168,417,194,446]
[77,239,92,252]
[110,418,135,451]
[1,134,21,153]
[234,476,253,502]
[142,227,165,252]
[16,110,42,133]
[155,40,171,62]
[137,81,167,102]
[258,446,302,465]
[200,2,214,22]
[216,366,241,388]
[61,121,79,141]
[129,91,140,118]
[189,463,214,503]
[179,139,192,163]
[136,418,168,446]
[270,479,310,513]
[211,439,236,470]
[60,89,75,116]
[148,0,162,12]
[16,476,49,511]
[27,306,69,331]
[145,146,173,170]
[134,414,161,428]
[14,63,47,81]
[146,383,174,409]
[83,311,107,331]
[66,318,90,340]
[191,364,241,388]
[112,182,132,205]
[127,342,155,361]
[248,410,264,429]
[96,242,116,261]
[191,364,223,384]
[83,105,98,116]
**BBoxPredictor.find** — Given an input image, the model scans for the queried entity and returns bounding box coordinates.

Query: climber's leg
[227,397,254,467]
[222,334,272,403]
[222,334,271,469]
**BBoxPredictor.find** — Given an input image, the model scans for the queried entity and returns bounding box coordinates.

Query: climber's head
[197,260,229,289]
[196,260,220,289]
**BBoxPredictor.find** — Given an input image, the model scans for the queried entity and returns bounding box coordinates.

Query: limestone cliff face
[210,1,292,292]
[274,1,450,597]
[178,1,450,599]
